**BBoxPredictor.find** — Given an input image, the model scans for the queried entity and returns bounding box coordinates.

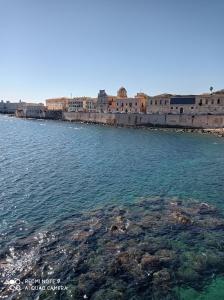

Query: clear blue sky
[0,0,223,102]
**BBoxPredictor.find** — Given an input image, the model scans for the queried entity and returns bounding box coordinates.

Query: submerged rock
[110,215,129,234]
[153,269,171,285]
[198,202,216,214]
[171,211,192,225]
[1,197,224,300]
[141,253,160,269]
[155,249,175,264]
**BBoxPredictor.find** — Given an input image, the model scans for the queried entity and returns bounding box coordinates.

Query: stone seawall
[63,112,224,129]
[16,110,62,120]
[15,110,224,129]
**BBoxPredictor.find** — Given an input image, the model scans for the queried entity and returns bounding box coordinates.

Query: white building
[68,97,97,112]
[0,100,23,114]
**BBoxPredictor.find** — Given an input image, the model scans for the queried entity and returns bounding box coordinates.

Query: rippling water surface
[1,114,224,299]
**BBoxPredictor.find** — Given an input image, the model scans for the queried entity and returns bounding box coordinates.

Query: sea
[1,114,224,300]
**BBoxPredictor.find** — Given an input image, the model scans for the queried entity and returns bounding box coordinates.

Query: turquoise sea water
[1,114,224,299]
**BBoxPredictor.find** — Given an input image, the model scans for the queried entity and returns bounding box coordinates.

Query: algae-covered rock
[141,253,160,269]
[153,269,171,285]
[156,249,175,265]
[2,197,224,300]
[177,266,200,283]
[171,211,192,225]
[198,202,216,215]
[92,288,124,300]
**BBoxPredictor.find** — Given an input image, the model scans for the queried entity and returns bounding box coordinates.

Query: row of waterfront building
[46,87,224,115]
[1,87,224,116]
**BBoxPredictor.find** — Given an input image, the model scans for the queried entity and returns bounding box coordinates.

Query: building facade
[195,91,224,114]
[68,97,97,112]
[15,103,45,118]
[0,100,23,114]
[43,89,224,116]
[147,90,224,115]
[97,87,148,113]
[68,97,86,112]
[97,90,115,113]
[83,98,97,112]
[46,98,70,111]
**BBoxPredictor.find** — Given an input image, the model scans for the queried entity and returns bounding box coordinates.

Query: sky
[0,0,224,102]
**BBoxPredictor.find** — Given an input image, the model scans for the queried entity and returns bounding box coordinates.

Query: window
[121,103,123,107]
[176,107,178,109]
[155,100,157,105]
[160,100,162,105]
[199,99,202,106]
[171,107,173,109]
[117,102,118,106]
[211,100,214,105]
[191,107,194,109]
[217,99,220,104]
[205,99,208,105]
[136,102,138,106]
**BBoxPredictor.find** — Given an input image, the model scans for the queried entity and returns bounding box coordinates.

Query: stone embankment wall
[45,110,62,120]
[63,112,224,128]
[16,110,62,120]
[14,110,224,129]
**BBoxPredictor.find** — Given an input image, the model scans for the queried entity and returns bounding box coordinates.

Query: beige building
[112,88,148,113]
[97,87,148,113]
[46,97,70,111]
[195,91,224,114]
[147,94,172,114]
[147,90,224,115]
[147,95,198,115]
[112,95,148,114]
